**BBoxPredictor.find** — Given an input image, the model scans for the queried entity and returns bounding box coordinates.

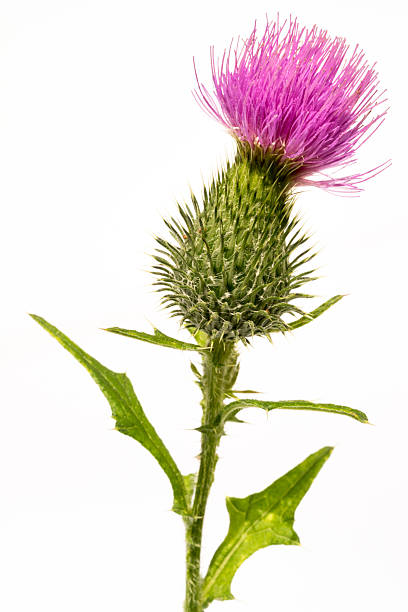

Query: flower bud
[154,151,315,342]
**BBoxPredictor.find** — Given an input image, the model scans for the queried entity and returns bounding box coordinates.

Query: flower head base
[194,17,389,192]
[154,155,315,343]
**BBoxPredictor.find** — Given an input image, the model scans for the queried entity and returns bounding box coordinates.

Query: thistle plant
[31,16,389,611]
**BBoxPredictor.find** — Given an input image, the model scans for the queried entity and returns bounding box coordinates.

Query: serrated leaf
[287,295,345,331]
[103,325,204,351]
[223,398,368,424]
[202,447,333,606]
[30,314,191,516]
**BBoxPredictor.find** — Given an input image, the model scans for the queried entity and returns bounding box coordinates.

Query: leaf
[202,447,333,606]
[223,398,368,424]
[30,314,191,516]
[186,326,209,347]
[287,295,345,331]
[103,325,204,351]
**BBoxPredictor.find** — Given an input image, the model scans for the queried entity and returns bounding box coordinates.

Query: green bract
[154,151,315,343]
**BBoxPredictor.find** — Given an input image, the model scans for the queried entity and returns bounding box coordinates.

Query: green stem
[184,339,238,612]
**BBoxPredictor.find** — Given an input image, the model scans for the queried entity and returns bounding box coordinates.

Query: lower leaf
[202,446,333,606]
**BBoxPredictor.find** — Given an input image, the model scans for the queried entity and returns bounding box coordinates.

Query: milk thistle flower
[194,17,389,192]
[31,15,388,612]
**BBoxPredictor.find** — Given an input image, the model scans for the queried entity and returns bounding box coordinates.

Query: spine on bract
[154,148,315,344]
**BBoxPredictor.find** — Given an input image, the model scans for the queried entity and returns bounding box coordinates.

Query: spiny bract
[153,151,315,343]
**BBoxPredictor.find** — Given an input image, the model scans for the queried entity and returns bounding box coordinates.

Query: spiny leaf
[30,314,191,516]
[223,398,368,424]
[287,295,345,331]
[202,447,333,606]
[103,326,204,351]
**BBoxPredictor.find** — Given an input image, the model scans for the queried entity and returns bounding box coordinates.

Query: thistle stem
[184,340,238,612]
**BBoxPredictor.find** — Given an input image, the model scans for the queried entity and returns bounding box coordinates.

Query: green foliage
[104,325,204,351]
[286,294,345,331]
[223,398,368,424]
[30,315,191,516]
[202,447,333,607]
[153,153,316,343]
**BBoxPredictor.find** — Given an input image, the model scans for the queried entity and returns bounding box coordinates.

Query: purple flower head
[194,17,389,193]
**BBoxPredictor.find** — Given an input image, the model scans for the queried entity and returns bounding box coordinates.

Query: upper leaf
[104,325,204,351]
[30,314,191,516]
[223,398,368,424]
[202,447,333,606]
[287,295,345,331]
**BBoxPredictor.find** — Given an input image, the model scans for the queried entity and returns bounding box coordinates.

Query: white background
[0,1,406,610]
